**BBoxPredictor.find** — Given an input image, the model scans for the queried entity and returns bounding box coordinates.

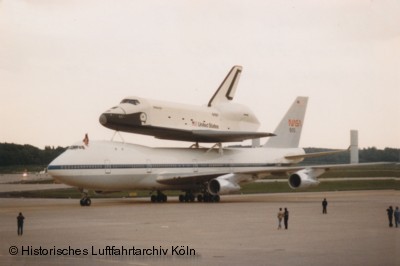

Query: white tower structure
[350,130,359,164]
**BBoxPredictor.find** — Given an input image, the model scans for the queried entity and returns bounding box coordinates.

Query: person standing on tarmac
[17,212,25,236]
[394,207,400,228]
[284,208,289,230]
[277,208,284,229]
[387,206,394,227]
[322,198,328,214]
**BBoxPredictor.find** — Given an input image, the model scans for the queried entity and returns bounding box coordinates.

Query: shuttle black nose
[99,114,108,125]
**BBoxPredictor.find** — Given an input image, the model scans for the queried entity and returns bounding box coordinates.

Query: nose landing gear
[79,190,91,206]
[80,197,91,206]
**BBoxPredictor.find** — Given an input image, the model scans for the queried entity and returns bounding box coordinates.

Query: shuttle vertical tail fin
[208,65,242,107]
[264,97,308,148]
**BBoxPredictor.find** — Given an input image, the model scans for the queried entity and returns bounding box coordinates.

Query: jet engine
[208,174,242,195]
[288,168,325,189]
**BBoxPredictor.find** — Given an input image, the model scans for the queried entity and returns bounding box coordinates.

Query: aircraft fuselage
[47,140,304,192]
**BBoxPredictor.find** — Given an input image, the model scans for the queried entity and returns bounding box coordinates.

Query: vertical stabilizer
[264,97,308,148]
[208,65,242,107]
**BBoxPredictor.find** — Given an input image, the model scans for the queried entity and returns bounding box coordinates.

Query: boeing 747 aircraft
[48,96,361,206]
[99,66,274,143]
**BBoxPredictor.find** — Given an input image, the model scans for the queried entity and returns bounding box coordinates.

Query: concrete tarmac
[0,190,399,266]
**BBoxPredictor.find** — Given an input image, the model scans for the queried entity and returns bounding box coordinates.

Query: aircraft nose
[99,106,126,126]
[99,114,108,125]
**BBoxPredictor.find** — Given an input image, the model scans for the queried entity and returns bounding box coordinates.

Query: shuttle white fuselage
[100,98,263,141]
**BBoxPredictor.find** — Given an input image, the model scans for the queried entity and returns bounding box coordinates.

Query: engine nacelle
[208,174,242,195]
[288,168,324,189]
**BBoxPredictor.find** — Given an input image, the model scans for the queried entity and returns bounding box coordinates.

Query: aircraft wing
[240,162,392,176]
[156,162,392,186]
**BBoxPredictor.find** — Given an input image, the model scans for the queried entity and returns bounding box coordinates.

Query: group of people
[277,207,289,229]
[17,200,397,236]
[276,201,399,231]
[277,199,328,230]
[386,206,400,228]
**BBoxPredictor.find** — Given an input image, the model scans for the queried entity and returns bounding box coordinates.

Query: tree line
[303,147,400,164]
[0,143,66,170]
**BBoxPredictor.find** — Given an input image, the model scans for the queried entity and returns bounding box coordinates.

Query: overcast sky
[1,0,399,149]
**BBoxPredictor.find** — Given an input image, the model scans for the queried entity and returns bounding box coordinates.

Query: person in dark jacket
[387,206,393,227]
[394,207,400,228]
[17,212,25,236]
[284,208,289,229]
[322,198,328,214]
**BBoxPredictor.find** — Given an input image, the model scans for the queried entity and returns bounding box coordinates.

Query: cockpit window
[121,99,140,105]
[68,145,85,150]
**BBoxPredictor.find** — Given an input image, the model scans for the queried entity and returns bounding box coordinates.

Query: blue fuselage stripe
[47,163,284,171]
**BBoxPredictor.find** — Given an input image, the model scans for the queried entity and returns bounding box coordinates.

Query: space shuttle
[99,66,274,143]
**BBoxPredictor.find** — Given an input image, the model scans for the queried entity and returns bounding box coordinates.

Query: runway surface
[1,190,399,266]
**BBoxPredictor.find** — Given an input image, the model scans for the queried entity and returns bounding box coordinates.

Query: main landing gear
[149,190,220,203]
[178,191,220,203]
[150,191,167,203]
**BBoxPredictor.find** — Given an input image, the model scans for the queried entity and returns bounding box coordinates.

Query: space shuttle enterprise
[99,66,274,143]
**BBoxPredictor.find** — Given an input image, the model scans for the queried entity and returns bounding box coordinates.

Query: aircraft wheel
[179,195,184,202]
[203,194,210,202]
[80,198,91,206]
[203,195,207,202]
[156,194,167,203]
[80,198,86,206]
[213,195,220,202]
[197,194,203,202]
[189,194,195,202]
[151,195,157,203]
[184,194,189,202]
[85,198,92,206]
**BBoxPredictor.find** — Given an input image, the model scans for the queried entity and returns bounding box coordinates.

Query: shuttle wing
[153,128,274,143]
[191,130,275,142]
